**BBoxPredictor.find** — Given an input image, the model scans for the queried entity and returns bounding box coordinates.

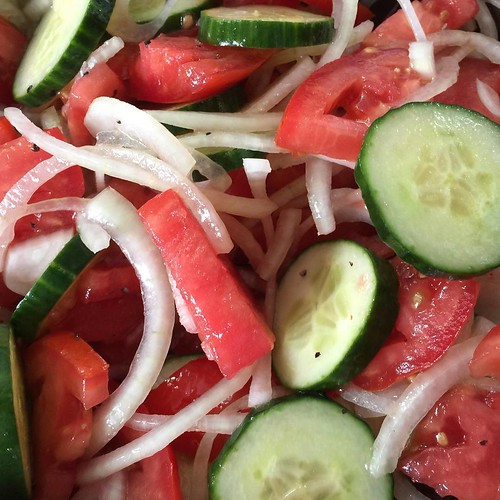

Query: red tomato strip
[0,116,19,144]
[355,259,479,390]
[139,189,274,378]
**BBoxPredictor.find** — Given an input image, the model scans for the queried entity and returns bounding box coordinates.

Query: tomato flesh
[139,189,274,377]
[469,325,500,378]
[399,383,500,500]
[354,259,479,390]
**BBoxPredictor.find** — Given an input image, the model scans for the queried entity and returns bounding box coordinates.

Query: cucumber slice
[130,0,215,32]
[209,395,393,499]
[273,240,398,390]
[198,5,334,48]
[11,234,95,342]
[13,0,115,106]
[355,102,500,278]
[0,324,31,499]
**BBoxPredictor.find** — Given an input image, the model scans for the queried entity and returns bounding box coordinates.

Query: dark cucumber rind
[11,234,95,342]
[273,240,399,391]
[13,0,115,106]
[198,5,334,48]
[355,102,500,278]
[0,325,30,499]
[209,395,393,499]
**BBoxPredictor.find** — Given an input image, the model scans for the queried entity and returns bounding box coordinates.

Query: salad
[0,0,499,498]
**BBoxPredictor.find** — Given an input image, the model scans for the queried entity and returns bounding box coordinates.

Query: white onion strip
[85,97,196,176]
[243,56,317,113]
[396,0,427,41]
[107,0,180,43]
[248,353,273,407]
[188,149,232,192]
[78,37,125,79]
[476,79,500,117]
[306,156,335,235]
[77,366,252,484]
[147,110,283,132]
[318,0,359,67]
[476,0,498,39]
[81,188,175,457]
[370,332,488,477]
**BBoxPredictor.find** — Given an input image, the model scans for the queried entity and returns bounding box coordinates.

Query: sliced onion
[331,188,372,225]
[77,366,253,484]
[370,332,488,477]
[396,0,427,41]
[477,78,500,117]
[476,0,498,39]
[22,0,49,24]
[409,40,436,79]
[243,57,317,113]
[4,228,74,295]
[486,0,500,8]
[248,353,273,407]
[314,154,356,170]
[85,97,195,176]
[189,149,232,192]
[107,0,179,43]
[263,278,277,326]
[82,188,175,457]
[78,37,125,79]
[318,0,359,66]
[306,156,335,235]
[147,109,283,132]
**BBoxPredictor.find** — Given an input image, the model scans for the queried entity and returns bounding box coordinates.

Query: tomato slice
[62,63,126,146]
[145,356,249,458]
[399,383,500,500]
[120,35,272,104]
[0,116,19,144]
[354,259,479,390]
[139,189,274,378]
[275,48,422,162]
[469,325,500,378]
[0,17,27,105]
[24,331,109,500]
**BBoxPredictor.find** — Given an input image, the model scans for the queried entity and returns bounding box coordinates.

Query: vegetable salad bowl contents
[0,0,499,498]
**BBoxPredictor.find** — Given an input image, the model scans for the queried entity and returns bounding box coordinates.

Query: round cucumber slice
[209,395,393,499]
[0,324,31,499]
[355,102,500,278]
[13,0,115,107]
[273,240,398,391]
[198,5,334,48]
[11,234,95,342]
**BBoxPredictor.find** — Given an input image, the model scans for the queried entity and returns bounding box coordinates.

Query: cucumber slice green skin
[355,102,500,278]
[198,5,334,48]
[273,240,399,391]
[11,235,95,342]
[209,395,393,500]
[13,0,115,107]
[0,325,31,499]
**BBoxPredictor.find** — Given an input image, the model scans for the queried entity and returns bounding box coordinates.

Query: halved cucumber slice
[198,5,334,48]
[209,395,393,499]
[11,234,95,342]
[273,240,398,390]
[0,324,31,499]
[13,0,115,106]
[355,102,500,278]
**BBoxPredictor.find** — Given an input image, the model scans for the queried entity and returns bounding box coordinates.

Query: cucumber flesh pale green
[0,325,30,499]
[355,102,500,278]
[13,0,115,106]
[209,395,393,500]
[198,5,334,48]
[273,239,399,391]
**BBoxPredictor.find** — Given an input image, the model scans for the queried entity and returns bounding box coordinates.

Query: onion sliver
[476,79,500,117]
[370,333,487,477]
[85,97,195,176]
[82,188,175,457]
[78,37,125,79]
[77,366,252,484]
[306,156,335,235]
[248,353,273,407]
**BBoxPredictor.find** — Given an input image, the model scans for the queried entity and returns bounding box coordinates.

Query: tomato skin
[354,259,479,390]
[0,17,27,105]
[399,383,500,500]
[469,325,500,378]
[275,48,422,161]
[139,189,274,378]
[25,331,109,500]
[124,35,272,104]
[62,63,126,146]
[434,57,500,124]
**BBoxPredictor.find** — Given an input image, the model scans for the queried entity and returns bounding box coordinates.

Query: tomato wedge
[25,331,109,500]
[0,116,19,144]
[139,189,274,377]
[399,383,500,500]
[275,48,422,161]
[469,325,500,378]
[354,259,479,390]
[121,35,272,104]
